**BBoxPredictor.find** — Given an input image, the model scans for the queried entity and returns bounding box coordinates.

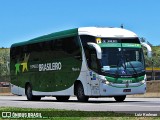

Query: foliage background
[143,46,160,68]
[0,48,10,82]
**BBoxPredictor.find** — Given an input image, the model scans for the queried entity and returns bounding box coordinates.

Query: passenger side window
[62,36,82,60]
[91,53,98,71]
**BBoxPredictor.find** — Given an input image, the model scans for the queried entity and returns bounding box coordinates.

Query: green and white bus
[10,27,152,102]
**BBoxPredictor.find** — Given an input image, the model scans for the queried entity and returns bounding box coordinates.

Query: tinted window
[80,35,95,47]
[11,36,82,62]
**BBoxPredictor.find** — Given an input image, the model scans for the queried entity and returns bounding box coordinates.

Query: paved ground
[0,96,159,112]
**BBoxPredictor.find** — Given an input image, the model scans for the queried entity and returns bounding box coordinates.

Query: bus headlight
[140,80,146,84]
[101,80,110,84]
[99,75,110,85]
[105,80,110,85]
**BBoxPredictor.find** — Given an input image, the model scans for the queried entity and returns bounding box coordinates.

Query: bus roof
[11,28,78,47]
[11,27,138,47]
[78,27,138,38]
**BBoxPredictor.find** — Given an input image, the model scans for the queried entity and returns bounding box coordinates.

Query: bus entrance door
[88,71,100,96]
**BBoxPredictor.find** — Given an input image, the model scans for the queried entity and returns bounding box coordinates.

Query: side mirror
[87,42,102,59]
[141,42,152,58]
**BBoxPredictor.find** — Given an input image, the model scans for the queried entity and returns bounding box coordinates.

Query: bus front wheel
[114,95,126,102]
[26,84,41,101]
[76,83,89,102]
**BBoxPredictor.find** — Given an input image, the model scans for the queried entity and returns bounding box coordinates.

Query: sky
[0,0,160,47]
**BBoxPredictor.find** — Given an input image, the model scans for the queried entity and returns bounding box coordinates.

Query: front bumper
[100,82,146,96]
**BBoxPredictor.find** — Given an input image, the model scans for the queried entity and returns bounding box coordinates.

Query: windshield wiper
[129,62,138,77]
[125,55,138,77]
[115,54,127,77]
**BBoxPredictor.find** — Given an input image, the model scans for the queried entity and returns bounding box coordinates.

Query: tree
[0,48,10,76]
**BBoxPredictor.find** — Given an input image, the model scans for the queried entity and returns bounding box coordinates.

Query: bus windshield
[101,47,145,77]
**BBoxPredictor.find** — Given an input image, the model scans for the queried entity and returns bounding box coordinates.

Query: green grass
[0,107,159,120]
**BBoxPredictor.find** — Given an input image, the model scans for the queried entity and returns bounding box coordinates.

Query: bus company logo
[30,62,62,72]
[121,70,126,74]
[15,54,30,75]
[39,62,62,71]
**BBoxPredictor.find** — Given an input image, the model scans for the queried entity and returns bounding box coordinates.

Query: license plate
[123,89,131,92]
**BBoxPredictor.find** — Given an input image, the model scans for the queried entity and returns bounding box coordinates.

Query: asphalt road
[0,96,159,112]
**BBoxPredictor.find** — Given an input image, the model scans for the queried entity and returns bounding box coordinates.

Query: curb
[127,93,160,98]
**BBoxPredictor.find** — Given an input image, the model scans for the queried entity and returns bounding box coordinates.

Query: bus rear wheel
[76,83,89,102]
[114,95,126,102]
[56,96,70,102]
[26,84,41,101]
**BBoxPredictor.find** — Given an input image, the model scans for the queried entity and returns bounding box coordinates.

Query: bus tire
[33,96,41,101]
[114,95,126,102]
[77,83,89,102]
[56,96,70,102]
[26,84,41,101]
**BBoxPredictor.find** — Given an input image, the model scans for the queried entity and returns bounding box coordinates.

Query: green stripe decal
[98,43,142,48]
[98,43,121,47]
[105,75,144,83]
[122,43,141,48]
